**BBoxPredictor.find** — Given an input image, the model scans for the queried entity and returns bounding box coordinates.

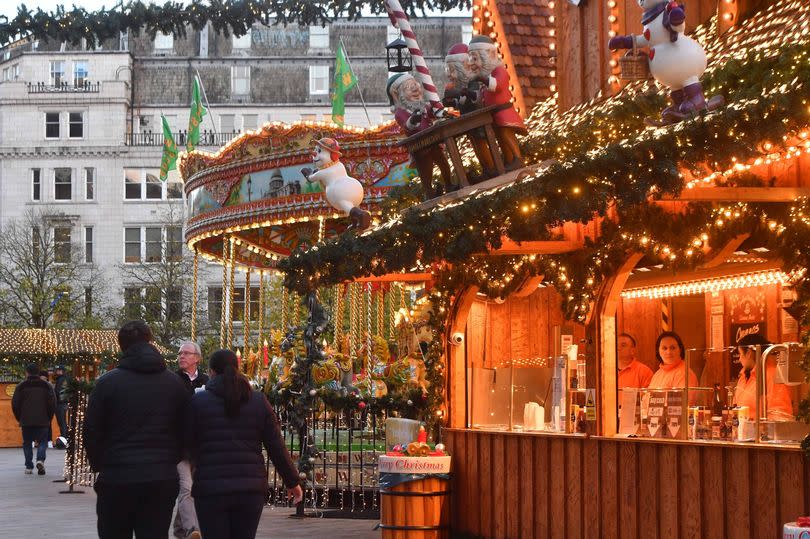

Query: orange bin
[380,477,450,539]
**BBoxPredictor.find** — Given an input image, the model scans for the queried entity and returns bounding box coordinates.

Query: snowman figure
[608,0,723,125]
[300,137,371,230]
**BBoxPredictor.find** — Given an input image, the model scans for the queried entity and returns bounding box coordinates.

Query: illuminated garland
[281,42,810,295]
[0,0,470,47]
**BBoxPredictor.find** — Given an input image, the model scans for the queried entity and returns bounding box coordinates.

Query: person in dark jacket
[185,349,303,539]
[83,320,190,539]
[11,363,56,475]
[53,365,69,439]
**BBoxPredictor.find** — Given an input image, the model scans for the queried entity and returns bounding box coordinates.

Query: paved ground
[0,448,379,538]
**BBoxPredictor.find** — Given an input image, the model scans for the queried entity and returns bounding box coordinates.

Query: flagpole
[193,69,218,135]
[339,37,372,127]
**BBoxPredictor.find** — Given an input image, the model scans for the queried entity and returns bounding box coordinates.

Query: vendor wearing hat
[468,35,527,171]
[54,365,69,440]
[387,73,454,198]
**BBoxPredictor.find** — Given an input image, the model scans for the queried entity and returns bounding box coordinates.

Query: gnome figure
[387,72,454,199]
[442,43,496,182]
[301,138,371,230]
[608,0,724,125]
[468,35,527,171]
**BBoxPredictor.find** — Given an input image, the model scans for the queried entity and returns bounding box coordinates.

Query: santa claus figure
[442,42,496,182]
[387,72,454,199]
[467,35,526,171]
[301,137,371,230]
[608,0,723,124]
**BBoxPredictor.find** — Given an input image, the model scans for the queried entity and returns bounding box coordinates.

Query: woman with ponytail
[184,350,303,538]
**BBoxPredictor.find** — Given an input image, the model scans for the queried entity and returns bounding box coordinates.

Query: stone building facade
[0,17,469,336]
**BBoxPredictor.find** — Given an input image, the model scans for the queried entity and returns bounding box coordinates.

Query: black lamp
[386,37,412,73]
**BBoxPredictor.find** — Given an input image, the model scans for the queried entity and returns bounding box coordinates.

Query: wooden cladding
[445,429,809,539]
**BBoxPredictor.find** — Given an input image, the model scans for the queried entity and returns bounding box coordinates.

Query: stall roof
[0,329,169,356]
[280,0,810,294]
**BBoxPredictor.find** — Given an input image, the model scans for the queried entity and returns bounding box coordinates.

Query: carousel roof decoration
[280,0,810,293]
[180,119,413,269]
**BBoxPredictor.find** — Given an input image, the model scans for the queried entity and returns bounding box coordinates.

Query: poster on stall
[666,390,683,439]
[730,321,767,380]
[647,392,666,438]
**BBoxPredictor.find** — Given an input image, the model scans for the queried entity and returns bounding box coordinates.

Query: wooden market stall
[0,328,123,447]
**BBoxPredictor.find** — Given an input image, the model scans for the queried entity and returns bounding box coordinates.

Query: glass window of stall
[464,286,591,433]
[615,260,807,444]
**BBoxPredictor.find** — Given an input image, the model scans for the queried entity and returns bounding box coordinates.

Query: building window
[32,169,41,201]
[125,287,179,321]
[69,112,84,138]
[124,169,175,200]
[220,114,235,133]
[167,178,183,199]
[309,65,329,95]
[12,64,20,80]
[49,61,65,86]
[242,114,258,131]
[124,227,141,262]
[462,24,473,45]
[84,168,95,200]
[73,61,88,87]
[119,31,129,51]
[32,227,41,261]
[208,287,222,323]
[84,226,93,263]
[166,287,183,319]
[232,29,252,49]
[54,168,72,200]
[144,227,162,262]
[145,172,162,199]
[309,25,329,49]
[143,287,162,319]
[2,67,9,81]
[85,287,93,318]
[125,169,141,199]
[124,287,142,319]
[166,226,183,262]
[45,112,60,138]
[154,32,174,50]
[54,226,71,263]
[231,65,250,95]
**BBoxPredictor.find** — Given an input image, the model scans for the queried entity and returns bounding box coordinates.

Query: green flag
[160,115,177,181]
[187,76,208,151]
[331,42,357,127]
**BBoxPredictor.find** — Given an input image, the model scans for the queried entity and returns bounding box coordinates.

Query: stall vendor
[734,334,793,421]
[648,331,699,389]
[617,333,653,389]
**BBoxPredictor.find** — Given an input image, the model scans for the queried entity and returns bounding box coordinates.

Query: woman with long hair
[185,349,303,538]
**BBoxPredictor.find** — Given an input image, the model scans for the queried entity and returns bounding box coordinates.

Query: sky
[1,1,470,19]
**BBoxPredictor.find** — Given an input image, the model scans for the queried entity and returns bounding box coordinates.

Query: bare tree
[117,202,194,348]
[0,208,106,328]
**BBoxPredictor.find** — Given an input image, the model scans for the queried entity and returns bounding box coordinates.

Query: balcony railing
[27,81,100,93]
[126,130,242,147]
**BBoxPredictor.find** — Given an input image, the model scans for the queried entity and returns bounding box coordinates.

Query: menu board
[647,392,667,438]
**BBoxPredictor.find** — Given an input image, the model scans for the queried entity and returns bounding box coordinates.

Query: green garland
[280,43,810,294]
[0,0,472,47]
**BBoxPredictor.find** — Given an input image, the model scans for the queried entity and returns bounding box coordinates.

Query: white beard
[400,96,426,113]
[479,52,502,77]
[447,61,471,87]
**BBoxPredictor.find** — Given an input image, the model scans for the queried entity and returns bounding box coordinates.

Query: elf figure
[443,43,496,182]
[387,73,454,199]
[467,35,527,172]
[608,0,724,125]
[300,138,371,230]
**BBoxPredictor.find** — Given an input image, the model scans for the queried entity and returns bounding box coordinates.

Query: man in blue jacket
[12,363,56,475]
[83,320,189,538]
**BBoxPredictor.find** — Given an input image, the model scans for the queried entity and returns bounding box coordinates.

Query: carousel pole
[384,0,444,113]
[376,287,384,337]
[365,282,372,374]
[227,237,236,349]
[388,283,397,340]
[220,238,229,348]
[349,283,359,360]
[258,270,265,357]
[281,286,288,330]
[191,247,199,341]
[243,268,251,359]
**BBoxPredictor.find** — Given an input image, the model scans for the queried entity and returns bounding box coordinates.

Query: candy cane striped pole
[385,0,444,113]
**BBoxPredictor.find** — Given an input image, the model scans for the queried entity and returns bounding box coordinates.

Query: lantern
[386,37,412,73]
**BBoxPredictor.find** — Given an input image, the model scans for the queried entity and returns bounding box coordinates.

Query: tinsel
[0,0,473,47]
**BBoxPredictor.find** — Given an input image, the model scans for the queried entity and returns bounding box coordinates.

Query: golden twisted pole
[227,237,236,349]
[191,247,199,341]
[220,238,229,348]
[243,269,251,353]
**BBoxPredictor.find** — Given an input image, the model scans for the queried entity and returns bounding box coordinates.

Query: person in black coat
[83,320,190,539]
[11,363,56,475]
[53,365,69,439]
[185,349,303,539]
